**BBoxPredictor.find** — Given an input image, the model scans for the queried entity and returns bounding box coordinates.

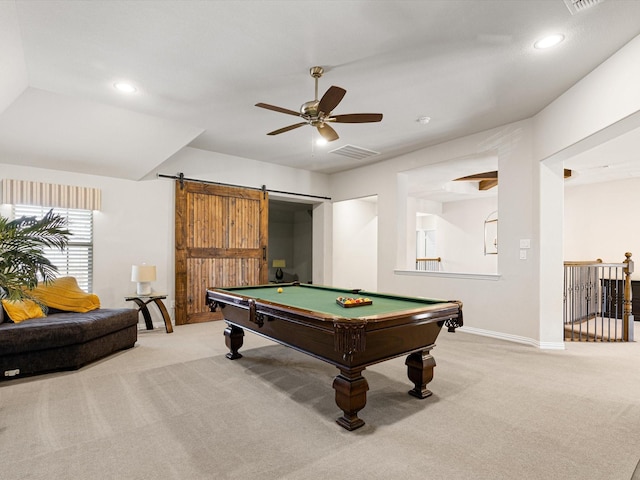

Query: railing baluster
[415,257,441,272]
[623,253,634,342]
[609,268,620,341]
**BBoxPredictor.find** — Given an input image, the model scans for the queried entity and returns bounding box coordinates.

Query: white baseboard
[458,326,565,350]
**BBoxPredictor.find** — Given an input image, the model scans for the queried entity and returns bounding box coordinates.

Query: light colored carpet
[2,322,640,480]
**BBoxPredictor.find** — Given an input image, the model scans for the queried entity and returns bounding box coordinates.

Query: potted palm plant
[0,209,70,302]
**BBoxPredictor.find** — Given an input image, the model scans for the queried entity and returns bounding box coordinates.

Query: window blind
[13,205,94,293]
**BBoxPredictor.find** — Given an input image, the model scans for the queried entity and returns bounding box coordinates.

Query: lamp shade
[131,264,156,282]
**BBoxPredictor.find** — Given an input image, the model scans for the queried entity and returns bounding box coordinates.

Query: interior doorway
[268,199,313,284]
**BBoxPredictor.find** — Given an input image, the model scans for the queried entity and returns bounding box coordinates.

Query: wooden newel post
[623,252,634,342]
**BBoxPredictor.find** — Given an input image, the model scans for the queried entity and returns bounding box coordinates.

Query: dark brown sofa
[0,308,138,380]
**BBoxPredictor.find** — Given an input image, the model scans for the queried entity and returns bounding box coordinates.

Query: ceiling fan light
[316,137,328,146]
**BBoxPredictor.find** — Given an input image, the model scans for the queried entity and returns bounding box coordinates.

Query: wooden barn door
[175,181,268,325]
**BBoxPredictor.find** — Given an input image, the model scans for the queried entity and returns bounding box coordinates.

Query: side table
[125,294,173,333]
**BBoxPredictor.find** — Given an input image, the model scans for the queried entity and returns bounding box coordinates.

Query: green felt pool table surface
[217,283,448,320]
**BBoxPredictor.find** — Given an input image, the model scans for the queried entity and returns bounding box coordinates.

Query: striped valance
[1,179,102,211]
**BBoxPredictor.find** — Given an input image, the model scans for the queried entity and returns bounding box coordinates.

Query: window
[416,229,437,258]
[13,204,94,292]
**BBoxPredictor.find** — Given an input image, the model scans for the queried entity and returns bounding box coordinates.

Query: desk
[125,295,173,333]
[206,282,462,430]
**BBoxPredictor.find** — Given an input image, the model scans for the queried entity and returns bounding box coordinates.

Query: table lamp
[272,259,286,282]
[131,264,156,295]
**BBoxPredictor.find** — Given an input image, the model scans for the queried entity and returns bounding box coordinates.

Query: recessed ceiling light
[416,116,431,125]
[534,34,565,49]
[113,82,137,94]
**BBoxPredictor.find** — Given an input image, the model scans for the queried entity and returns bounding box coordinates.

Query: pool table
[206,282,462,430]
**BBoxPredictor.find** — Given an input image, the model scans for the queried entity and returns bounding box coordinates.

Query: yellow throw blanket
[30,276,100,313]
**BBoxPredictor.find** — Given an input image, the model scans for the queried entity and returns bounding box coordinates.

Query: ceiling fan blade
[454,171,498,190]
[478,179,498,190]
[317,123,339,142]
[255,103,301,117]
[453,169,571,191]
[454,171,498,181]
[330,113,383,123]
[267,122,307,136]
[317,86,346,115]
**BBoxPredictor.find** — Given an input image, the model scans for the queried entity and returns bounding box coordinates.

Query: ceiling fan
[255,66,383,142]
[454,169,573,190]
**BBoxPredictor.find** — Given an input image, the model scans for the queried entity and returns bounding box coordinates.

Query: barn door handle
[263,246,266,261]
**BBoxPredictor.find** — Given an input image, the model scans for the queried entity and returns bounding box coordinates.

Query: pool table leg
[224,324,244,360]
[405,350,436,399]
[332,368,369,431]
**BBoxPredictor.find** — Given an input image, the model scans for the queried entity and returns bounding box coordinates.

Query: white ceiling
[1,0,639,193]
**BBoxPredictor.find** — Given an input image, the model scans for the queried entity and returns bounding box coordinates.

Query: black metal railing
[563,253,634,342]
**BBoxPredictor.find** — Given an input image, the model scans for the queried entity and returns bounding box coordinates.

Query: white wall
[564,177,640,263]
[416,214,437,231]
[534,35,640,162]
[332,197,378,291]
[436,196,498,274]
[146,146,330,199]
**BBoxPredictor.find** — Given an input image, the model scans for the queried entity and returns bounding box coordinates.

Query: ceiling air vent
[563,0,606,15]
[329,144,380,160]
